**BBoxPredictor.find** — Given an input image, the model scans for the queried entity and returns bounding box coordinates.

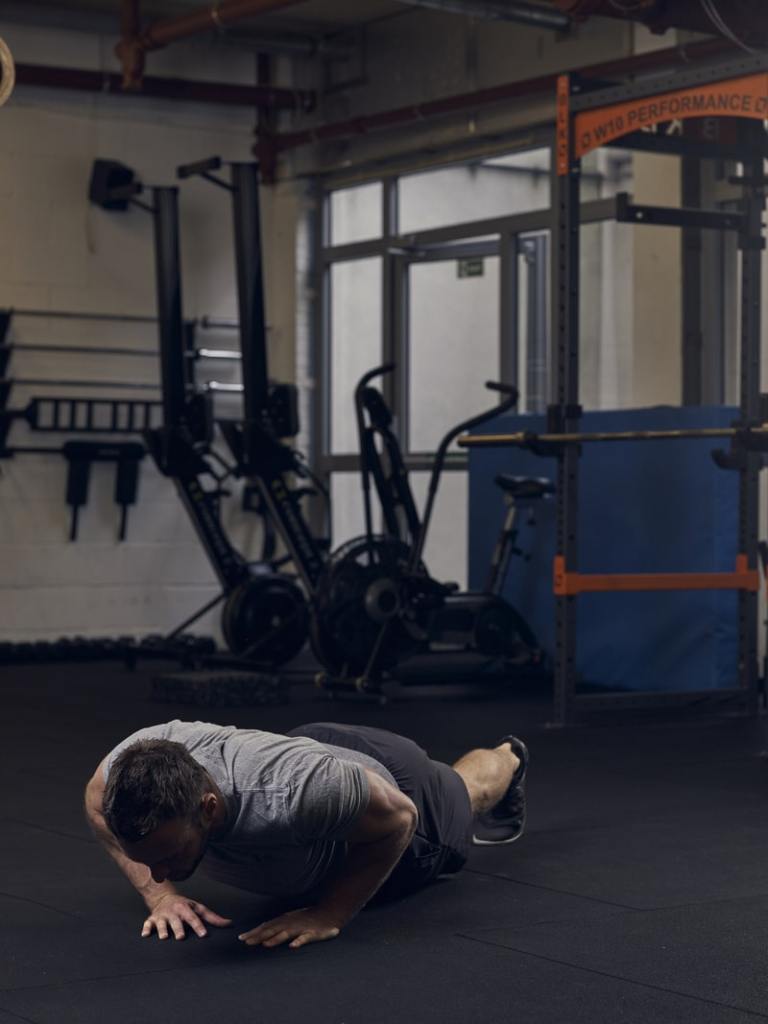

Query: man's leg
[452,737,529,845]
[452,742,520,816]
[289,722,474,899]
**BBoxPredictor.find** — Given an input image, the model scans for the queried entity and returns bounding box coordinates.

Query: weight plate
[222,575,309,665]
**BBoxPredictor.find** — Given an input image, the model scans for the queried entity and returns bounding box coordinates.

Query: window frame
[308,147,678,548]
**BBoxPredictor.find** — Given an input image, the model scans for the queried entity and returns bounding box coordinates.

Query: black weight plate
[222,575,309,665]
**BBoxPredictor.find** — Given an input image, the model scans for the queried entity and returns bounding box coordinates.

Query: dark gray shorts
[287,722,474,902]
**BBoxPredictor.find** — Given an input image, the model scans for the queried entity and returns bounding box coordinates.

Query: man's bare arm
[238,768,417,949]
[84,758,232,940]
[83,758,178,910]
[315,768,418,924]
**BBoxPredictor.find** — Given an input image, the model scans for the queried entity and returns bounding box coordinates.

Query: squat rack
[461,54,768,724]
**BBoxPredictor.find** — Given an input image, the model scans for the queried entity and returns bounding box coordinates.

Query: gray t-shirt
[103,720,397,896]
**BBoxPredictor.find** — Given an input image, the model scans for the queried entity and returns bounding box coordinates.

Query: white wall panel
[0,19,282,641]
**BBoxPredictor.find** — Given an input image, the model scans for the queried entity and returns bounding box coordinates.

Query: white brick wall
[0,20,296,642]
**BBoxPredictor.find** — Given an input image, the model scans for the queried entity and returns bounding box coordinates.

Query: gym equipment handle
[108,182,143,200]
[410,384,520,571]
[177,156,223,179]
[485,381,520,402]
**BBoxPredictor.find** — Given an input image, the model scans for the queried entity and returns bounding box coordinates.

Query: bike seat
[494,474,555,500]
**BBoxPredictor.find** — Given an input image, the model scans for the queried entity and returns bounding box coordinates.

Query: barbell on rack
[458,424,768,449]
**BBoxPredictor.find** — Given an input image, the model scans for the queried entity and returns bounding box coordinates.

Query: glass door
[400,240,501,587]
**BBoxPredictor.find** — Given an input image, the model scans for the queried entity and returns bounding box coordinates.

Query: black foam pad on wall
[88,159,136,211]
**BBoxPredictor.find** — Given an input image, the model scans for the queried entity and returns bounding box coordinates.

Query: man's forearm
[85,807,177,909]
[315,812,416,926]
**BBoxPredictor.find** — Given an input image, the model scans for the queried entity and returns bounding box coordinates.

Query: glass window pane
[329,471,465,606]
[580,148,634,202]
[330,183,383,245]
[580,222,603,411]
[517,232,550,414]
[400,149,550,234]
[580,222,634,411]
[409,471,467,589]
[330,257,382,455]
[408,256,500,452]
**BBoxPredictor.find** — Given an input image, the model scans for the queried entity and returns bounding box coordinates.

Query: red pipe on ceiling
[136,0,308,49]
[117,0,308,89]
[15,62,313,110]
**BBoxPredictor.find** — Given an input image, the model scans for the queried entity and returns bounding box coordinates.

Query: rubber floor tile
[466,818,768,909]
[462,894,768,1017]
[0,1010,37,1023]
[0,889,241,992]
[0,930,763,1024]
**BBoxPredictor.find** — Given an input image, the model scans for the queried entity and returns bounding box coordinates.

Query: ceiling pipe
[121,0,142,42]
[548,0,766,46]
[1,3,349,61]
[216,30,353,59]
[271,36,732,155]
[116,0,308,89]
[393,0,570,30]
[14,62,313,109]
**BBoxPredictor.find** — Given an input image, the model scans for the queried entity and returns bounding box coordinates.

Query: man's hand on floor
[238,907,342,950]
[142,894,233,940]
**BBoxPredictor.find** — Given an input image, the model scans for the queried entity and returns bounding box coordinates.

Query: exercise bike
[311,364,553,693]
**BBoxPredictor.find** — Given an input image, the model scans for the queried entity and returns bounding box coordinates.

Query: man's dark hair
[102,739,209,843]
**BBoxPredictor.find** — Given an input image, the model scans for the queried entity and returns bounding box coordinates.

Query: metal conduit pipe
[117,0,308,89]
[393,0,570,29]
[121,0,142,43]
[547,0,767,45]
[14,63,311,109]
[0,2,349,59]
[219,31,354,59]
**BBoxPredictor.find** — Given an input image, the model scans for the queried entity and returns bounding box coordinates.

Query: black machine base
[309,535,431,678]
[151,668,288,707]
[310,534,544,685]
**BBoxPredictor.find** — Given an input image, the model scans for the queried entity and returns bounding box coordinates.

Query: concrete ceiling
[12,0,408,35]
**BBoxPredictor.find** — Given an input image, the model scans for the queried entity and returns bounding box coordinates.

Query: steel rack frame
[550,54,768,723]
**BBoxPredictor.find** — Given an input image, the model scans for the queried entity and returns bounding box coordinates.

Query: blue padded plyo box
[468,406,742,693]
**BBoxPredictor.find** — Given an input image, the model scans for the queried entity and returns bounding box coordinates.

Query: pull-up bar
[458,424,768,448]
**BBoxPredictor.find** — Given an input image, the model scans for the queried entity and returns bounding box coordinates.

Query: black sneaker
[472,736,529,846]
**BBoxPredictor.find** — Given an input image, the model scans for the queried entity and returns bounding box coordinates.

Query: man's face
[123,816,209,883]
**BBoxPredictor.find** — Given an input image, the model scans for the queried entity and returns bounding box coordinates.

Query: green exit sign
[457,257,484,279]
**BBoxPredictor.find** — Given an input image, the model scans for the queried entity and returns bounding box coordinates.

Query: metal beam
[14,62,313,110]
[615,196,746,232]
[393,0,570,30]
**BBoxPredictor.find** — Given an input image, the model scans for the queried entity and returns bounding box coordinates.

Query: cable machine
[90,160,313,665]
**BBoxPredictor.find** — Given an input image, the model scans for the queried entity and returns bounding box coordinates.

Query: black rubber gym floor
[2,660,768,1024]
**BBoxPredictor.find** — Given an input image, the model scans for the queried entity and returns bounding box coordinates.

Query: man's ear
[200,792,218,824]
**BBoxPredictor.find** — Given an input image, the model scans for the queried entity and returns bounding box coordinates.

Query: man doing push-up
[84,720,529,950]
